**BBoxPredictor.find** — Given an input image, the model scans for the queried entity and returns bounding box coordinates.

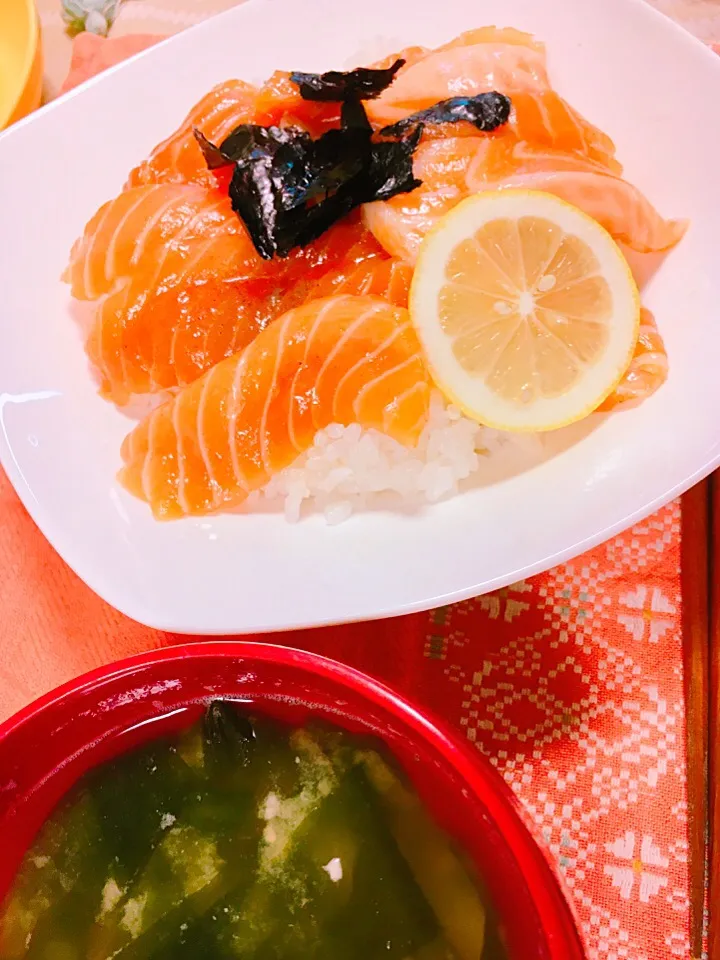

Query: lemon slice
[410,190,641,432]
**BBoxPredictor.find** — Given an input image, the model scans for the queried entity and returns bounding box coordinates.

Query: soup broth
[0,702,507,959]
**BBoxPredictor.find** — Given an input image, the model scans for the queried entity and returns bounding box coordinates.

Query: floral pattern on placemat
[414,504,688,959]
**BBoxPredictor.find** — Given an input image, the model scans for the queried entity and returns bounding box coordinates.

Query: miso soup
[0,702,508,959]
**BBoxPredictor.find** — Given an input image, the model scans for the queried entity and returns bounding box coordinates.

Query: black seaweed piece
[225,124,374,258]
[290,58,405,102]
[284,126,423,251]
[302,126,371,203]
[193,123,310,170]
[221,122,309,161]
[203,700,257,768]
[368,123,424,202]
[227,125,422,258]
[341,97,373,135]
[379,91,512,138]
[193,128,231,169]
[201,97,423,259]
[228,160,281,259]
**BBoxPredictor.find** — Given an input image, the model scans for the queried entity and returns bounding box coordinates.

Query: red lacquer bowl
[0,642,585,958]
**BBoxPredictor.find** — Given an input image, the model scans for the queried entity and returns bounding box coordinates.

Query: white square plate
[0,0,718,634]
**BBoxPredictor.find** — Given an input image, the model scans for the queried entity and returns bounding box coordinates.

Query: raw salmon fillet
[83,211,384,404]
[368,46,430,69]
[119,296,432,518]
[599,309,668,410]
[365,137,685,263]
[466,141,687,253]
[126,80,258,189]
[269,214,387,309]
[504,91,619,171]
[365,28,616,170]
[93,253,410,407]
[253,71,343,137]
[366,29,549,127]
[364,138,486,264]
[311,258,413,307]
[406,89,619,173]
[66,184,259,300]
[87,274,278,405]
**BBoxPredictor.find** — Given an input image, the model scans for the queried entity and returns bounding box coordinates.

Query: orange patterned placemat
[0,478,693,960]
[3,2,713,957]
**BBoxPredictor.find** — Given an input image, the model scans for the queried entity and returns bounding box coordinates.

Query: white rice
[248,394,545,525]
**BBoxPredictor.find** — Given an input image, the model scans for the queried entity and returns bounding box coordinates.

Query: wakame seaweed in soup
[0,702,508,959]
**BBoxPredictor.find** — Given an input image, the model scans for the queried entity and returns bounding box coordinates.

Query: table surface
[5,2,719,958]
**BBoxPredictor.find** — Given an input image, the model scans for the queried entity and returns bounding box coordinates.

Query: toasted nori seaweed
[196,65,511,260]
[289,59,405,102]
[341,97,374,135]
[379,91,512,138]
[367,124,424,202]
[194,124,310,173]
[280,124,423,254]
[194,128,233,170]
[196,98,423,260]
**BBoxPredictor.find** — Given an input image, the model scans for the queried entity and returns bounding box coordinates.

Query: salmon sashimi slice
[253,71,343,136]
[472,138,619,179]
[310,257,413,307]
[365,137,685,263]
[270,213,388,313]
[363,136,588,262]
[476,172,684,254]
[125,80,257,189]
[400,89,619,173]
[364,138,486,263]
[598,308,668,411]
[118,295,432,519]
[87,273,278,405]
[366,39,549,127]
[364,30,616,169]
[505,91,619,172]
[466,142,688,253]
[84,213,384,404]
[65,184,259,300]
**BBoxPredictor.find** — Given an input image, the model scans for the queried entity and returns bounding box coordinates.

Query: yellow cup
[0,0,43,131]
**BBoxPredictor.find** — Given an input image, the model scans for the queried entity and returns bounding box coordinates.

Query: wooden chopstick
[709,472,719,960]
[681,480,711,959]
